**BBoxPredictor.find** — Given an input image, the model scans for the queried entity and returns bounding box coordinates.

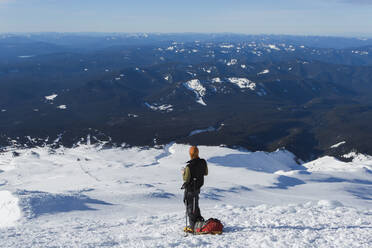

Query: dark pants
[184,190,202,228]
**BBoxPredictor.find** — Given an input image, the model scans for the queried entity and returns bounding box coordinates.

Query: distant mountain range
[1,33,372,160]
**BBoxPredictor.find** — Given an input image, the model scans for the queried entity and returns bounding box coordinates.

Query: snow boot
[183,226,194,233]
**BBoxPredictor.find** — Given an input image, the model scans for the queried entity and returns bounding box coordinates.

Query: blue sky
[1,0,372,36]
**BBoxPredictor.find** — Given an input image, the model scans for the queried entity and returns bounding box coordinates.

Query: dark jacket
[183,158,208,192]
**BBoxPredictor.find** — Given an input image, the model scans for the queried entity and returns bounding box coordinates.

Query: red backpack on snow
[195,218,223,235]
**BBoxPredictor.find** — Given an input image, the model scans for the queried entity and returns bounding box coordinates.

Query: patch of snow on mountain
[145,102,173,112]
[220,44,234,48]
[202,67,212,74]
[189,126,216,137]
[212,77,222,83]
[252,50,262,56]
[227,59,237,66]
[286,46,296,52]
[18,55,34,59]
[241,64,246,69]
[258,69,270,75]
[257,89,267,96]
[127,113,138,118]
[268,44,280,50]
[352,50,369,55]
[227,78,256,90]
[45,94,58,101]
[183,79,207,105]
[330,141,346,148]
[57,105,67,110]
[186,71,196,77]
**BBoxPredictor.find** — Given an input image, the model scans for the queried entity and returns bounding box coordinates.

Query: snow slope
[0,143,371,247]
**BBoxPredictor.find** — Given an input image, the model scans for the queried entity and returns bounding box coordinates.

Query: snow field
[0,143,371,247]
[1,203,370,247]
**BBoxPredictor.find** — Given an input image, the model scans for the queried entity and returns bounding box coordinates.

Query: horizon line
[1,31,372,39]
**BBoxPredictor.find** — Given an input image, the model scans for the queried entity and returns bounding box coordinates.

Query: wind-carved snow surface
[183,79,207,105]
[0,143,371,247]
[227,78,256,90]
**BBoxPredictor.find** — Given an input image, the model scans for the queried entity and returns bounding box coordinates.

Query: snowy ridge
[0,143,371,247]
[183,79,207,105]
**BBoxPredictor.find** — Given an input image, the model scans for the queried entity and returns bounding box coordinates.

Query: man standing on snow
[182,146,208,232]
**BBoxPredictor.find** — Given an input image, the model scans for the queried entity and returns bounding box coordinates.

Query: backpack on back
[194,218,223,235]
